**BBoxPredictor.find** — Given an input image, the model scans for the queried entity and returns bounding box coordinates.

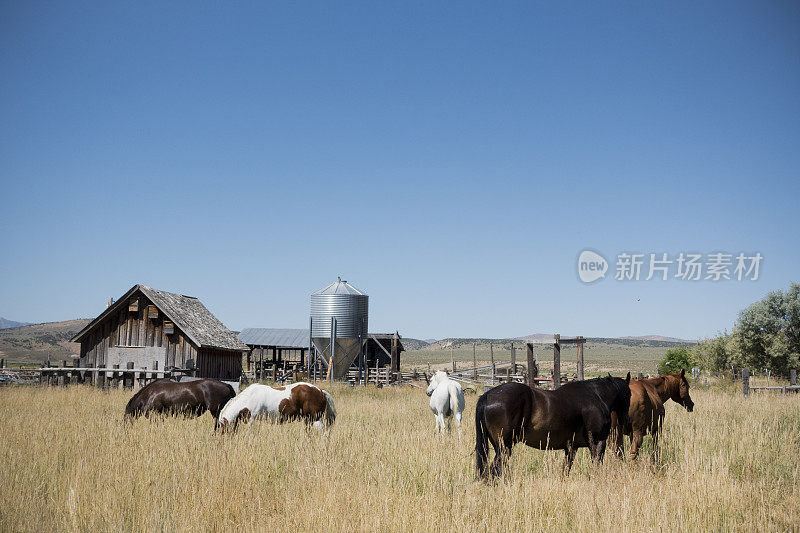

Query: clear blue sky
[1,2,798,340]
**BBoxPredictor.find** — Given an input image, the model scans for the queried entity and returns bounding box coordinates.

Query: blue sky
[1,2,798,340]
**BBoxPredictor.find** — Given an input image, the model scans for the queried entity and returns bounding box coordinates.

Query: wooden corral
[238,328,308,381]
[240,327,404,384]
[68,284,248,383]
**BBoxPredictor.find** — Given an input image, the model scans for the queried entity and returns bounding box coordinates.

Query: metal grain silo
[310,277,368,379]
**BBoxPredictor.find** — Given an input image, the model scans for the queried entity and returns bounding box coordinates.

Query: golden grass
[1,384,798,532]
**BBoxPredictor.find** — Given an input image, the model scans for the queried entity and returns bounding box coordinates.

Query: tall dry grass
[0,384,798,532]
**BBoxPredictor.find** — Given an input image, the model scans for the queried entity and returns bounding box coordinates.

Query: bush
[658,346,693,375]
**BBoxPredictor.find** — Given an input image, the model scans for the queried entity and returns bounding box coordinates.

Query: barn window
[128,298,139,312]
[147,305,159,319]
[164,321,175,335]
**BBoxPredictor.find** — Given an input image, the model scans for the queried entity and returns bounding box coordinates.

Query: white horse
[425,370,465,438]
[218,382,336,432]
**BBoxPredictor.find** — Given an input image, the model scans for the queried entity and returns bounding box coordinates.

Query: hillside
[0,317,32,329]
[0,319,91,364]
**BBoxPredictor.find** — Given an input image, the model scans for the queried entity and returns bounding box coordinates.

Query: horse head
[669,369,694,412]
[426,370,448,396]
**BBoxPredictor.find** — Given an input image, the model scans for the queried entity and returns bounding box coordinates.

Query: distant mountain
[423,339,438,344]
[0,319,91,362]
[0,317,32,330]
[619,335,696,343]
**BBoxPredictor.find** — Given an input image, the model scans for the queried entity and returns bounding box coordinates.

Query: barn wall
[79,291,197,369]
[196,348,242,380]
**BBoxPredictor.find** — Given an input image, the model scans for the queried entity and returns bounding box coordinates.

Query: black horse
[475,374,631,480]
[124,378,235,429]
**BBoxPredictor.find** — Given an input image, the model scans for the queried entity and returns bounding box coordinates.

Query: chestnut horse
[611,369,694,461]
[218,382,336,433]
[641,369,695,412]
[610,380,664,461]
[124,378,235,429]
[475,374,631,480]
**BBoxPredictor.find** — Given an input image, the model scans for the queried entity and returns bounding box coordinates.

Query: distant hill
[0,319,91,363]
[400,338,431,351]
[619,335,696,343]
[416,335,694,351]
[0,317,32,329]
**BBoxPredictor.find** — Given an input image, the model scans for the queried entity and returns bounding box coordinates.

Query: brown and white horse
[218,382,336,433]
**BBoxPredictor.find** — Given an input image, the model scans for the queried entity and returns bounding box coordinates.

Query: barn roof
[71,284,248,352]
[238,328,309,348]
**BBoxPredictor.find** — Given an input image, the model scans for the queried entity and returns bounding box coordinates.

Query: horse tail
[448,382,465,417]
[475,393,490,478]
[322,390,336,426]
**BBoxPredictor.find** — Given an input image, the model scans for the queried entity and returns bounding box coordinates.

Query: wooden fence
[37,360,193,389]
[741,368,799,396]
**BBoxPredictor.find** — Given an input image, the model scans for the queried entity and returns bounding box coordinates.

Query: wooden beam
[526,343,535,387]
[553,334,561,389]
[557,337,586,344]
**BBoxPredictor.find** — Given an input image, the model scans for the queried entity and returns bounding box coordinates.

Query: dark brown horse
[475,375,631,480]
[610,369,694,461]
[124,378,236,429]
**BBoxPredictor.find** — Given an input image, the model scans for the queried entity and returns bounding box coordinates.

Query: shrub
[658,346,693,375]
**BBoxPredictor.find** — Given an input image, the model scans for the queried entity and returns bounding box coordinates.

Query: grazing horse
[218,382,336,433]
[475,374,631,480]
[425,370,466,438]
[610,379,664,461]
[124,378,235,429]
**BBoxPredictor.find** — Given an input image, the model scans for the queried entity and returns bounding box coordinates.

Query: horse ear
[626,372,631,383]
[607,373,612,378]
[680,368,685,377]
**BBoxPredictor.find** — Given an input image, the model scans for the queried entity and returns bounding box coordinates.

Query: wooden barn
[71,284,248,380]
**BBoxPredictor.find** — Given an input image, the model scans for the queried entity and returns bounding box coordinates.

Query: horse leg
[650,428,660,464]
[629,430,643,460]
[563,442,577,475]
[490,433,513,479]
[455,410,462,441]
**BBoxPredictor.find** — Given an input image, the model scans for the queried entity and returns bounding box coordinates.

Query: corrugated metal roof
[312,277,366,296]
[238,328,309,348]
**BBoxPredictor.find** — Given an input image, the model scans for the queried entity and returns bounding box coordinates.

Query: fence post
[553,335,561,390]
[473,343,477,380]
[791,369,797,387]
[526,343,535,387]
[510,343,516,373]
[742,368,750,397]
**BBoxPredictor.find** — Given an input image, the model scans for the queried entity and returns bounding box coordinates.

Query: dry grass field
[1,383,799,532]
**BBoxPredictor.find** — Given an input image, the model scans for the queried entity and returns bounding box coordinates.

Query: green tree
[658,346,693,375]
[734,282,800,375]
[691,333,732,372]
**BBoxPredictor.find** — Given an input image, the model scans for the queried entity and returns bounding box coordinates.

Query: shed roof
[238,328,309,348]
[71,284,248,352]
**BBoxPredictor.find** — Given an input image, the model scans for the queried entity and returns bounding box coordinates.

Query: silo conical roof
[312,277,366,296]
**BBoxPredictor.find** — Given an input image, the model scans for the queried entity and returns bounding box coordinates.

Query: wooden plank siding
[196,348,242,380]
[76,288,244,380]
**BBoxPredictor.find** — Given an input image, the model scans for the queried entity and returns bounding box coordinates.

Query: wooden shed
[71,284,248,380]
